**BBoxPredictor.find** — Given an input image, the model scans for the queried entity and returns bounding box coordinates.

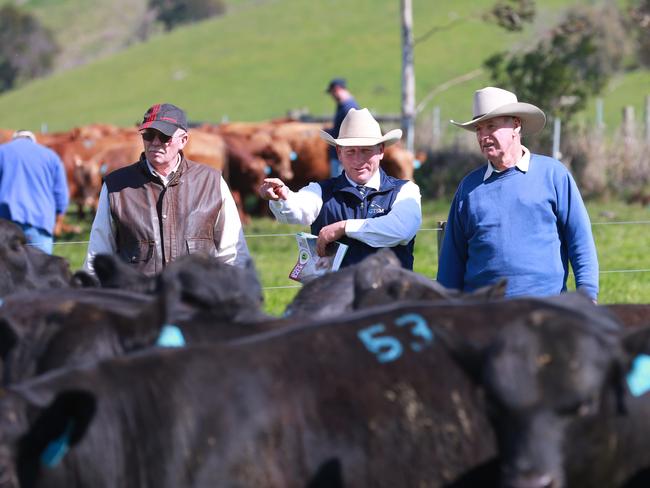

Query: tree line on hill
[0,0,225,94]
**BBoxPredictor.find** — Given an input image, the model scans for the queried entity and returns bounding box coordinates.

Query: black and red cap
[139,103,188,136]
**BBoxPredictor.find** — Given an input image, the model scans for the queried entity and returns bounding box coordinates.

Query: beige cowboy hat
[320,108,402,147]
[450,86,546,136]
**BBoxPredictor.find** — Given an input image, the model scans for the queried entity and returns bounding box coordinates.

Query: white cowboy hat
[450,86,546,135]
[320,108,402,147]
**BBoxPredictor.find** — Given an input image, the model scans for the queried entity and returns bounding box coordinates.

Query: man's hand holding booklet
[289,232,349,283]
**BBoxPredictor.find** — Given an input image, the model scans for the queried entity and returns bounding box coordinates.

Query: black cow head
[91,254,157,294]
[158,254,265,323]
[442,306,650,488]
[0,389,95,488]
[0,220,70,297]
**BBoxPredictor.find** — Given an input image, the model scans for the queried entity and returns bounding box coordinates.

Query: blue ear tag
[0,297,4,307]
[413,159,422,170]
[156,324,186,348]
[263,165,272,175]
[41,421,74,468]
[100,163,108,176]
[290,151,297,161]
[626,354,650,397]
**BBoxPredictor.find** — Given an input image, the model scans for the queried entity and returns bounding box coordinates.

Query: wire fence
[49,219,650,291]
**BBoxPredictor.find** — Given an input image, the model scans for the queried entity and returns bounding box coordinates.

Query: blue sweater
[0,138,69,234]
[437,154,599,300]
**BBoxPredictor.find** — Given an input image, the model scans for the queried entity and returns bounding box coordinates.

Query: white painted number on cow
[357,313,434,363]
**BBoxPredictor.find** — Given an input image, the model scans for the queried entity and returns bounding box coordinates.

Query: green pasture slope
[0,0,648,133]
[55,200,650,316]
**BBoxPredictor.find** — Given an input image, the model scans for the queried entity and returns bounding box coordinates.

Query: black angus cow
[0,300,497,488]
[0,219,71,297]
[439,298,650,488]
[0,255,280,385]
[2,296,649,488]
[285,249,506,319]
[0,288,162,385]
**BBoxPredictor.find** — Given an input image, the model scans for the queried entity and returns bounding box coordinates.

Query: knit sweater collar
[483,145,531,181]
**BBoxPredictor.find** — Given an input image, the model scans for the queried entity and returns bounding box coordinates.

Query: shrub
[149,0,226,31]
[0,4,59,93]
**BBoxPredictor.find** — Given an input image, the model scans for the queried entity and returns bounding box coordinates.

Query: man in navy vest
[258,108,422,269]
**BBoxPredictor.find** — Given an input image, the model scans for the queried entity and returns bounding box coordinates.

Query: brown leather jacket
[105,154,224,276]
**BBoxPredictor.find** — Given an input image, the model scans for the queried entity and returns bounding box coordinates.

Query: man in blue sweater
[437,87,599,301]
[258,108,421,269]
[0,130,69,254]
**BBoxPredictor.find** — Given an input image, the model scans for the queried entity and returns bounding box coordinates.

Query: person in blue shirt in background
[0,130,69,254]
[437,87,599,302]
[324,78,360,177]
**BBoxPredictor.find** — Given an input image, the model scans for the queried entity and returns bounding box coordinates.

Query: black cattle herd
[0,217,649,488]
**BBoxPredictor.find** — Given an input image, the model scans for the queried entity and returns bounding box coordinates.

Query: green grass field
[0,0,647,138]
[55,199,650,316]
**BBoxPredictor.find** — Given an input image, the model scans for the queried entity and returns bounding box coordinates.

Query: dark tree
[149,0,226,31]
[629,0,650,67]
[0,5,59,93]
[484,0,536,31]
[484,4,629,122]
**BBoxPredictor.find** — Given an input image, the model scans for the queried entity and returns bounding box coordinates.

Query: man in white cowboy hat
[437,86,599,300]
[258,107,422,269]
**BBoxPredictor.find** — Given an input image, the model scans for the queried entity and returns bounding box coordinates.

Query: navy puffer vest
[311,169,415,269]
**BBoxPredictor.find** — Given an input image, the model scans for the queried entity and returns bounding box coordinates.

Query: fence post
[432,106,440,149]
[552,117,562,160]
[623,106,636,143]
[595,98,604,130]
[645,95,650,144]
[436,220,446,263]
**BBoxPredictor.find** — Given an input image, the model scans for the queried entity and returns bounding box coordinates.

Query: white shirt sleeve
[268,182,323,225]
[84,183,117,274]
[215,176,251,268]
[345,180,422,247]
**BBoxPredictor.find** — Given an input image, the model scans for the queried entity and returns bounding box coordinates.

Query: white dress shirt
[84,159,250,274]
[269,170,422,248]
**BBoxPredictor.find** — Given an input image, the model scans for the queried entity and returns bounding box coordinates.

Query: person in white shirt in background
[258,108,421,269]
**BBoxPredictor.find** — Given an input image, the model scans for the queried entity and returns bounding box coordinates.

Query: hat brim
[450,102,546,136]
[319,128,402,147]
[139,120,183,136]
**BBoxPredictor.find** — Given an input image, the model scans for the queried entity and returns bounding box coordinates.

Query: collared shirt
[0,138,69,234]
[145,154,182,186]
[269,170,422,248]
[84,158,249,274]
[483,145,531,181]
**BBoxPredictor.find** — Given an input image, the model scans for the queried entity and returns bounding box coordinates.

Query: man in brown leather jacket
[84,103,250,276]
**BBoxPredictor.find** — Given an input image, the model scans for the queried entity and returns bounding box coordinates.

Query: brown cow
[271,121,330,190]
[382,143,415,180]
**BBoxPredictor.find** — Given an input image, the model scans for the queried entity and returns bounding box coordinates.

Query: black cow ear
[306,457,344,488]
[621,326,650,358]
[0,317,18,359]
[17,390,96,479]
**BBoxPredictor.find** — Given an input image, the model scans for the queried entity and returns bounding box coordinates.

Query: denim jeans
[18,223,53,254]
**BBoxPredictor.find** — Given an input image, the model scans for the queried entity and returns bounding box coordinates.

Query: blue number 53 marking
[357,313,434,363]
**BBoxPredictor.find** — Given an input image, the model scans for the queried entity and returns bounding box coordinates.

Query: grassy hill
[0,0,647,135]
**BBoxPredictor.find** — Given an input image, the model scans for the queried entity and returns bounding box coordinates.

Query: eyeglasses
[141,130,176,144]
